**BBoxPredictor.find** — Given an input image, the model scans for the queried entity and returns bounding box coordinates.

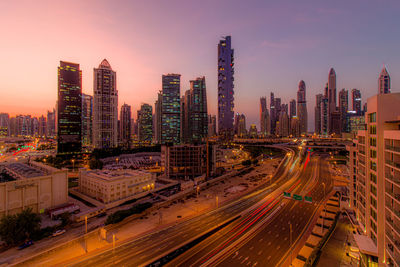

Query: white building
[78,169,155,204]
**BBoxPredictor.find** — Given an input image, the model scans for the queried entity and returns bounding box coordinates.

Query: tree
[0,208,41,246]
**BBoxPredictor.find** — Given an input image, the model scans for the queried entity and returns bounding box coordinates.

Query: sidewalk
[316,214,358,267]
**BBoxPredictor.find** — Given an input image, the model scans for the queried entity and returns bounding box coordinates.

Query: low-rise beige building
[0,161,68,217]
[78,169,155,204]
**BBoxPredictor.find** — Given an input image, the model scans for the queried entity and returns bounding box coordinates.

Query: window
[370,161,377,172]
[368,112,376,123]
[370,149,377,158]
[370,173,377,183]
[370,196,377,209]
[369,125,376,135]
[370,184,377,196]
[369,137,376,147]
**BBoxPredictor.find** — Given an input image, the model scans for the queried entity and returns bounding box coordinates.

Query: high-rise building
[352,89,362,115]
[0,113,10,137]
[93,59,118,149]
[46,109,56,137]
[315,94,323,135]
[297,80,307,135]
[289,99,296,118]
[328,68,337,134]
[270,93,276,134]
[154,91,162,144]
[339,89,348,133]
[138,103,153,142]
[237,114,246,138]
[182,77,208,143]
[161,74,181,144]
[208,115,217,137]
[290,117,300,137]
[260,97,270,137]
[277,110,289,137]
[57,61,82,154]
[82,94,93,146]
[347,93,400,265]
[38,115,46,138]
[119,104,132,147]
[378,66,391,94]
[217,36,234,138]
[320,97,329,135]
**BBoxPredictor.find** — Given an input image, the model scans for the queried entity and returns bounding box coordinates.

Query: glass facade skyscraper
[57,61,82,154]
[138,103,153,142]
[161,74,181,144]
[217,36,234,139]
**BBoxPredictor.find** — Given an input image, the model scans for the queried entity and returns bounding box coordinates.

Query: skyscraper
[338,89,348,133]
[57,61,82,154]
[328,68,337,134]
[184,77,208,143]
[208,115,217,137]
[297,80,307,134]
[270,93,276,134]
[260,97,270,137]
[378,66,390,94]
[119,104,131,147]
[82,93,93,146]
[320,97,329,135]
[289,99,296,118]
[93,59,118,149]
[154,91,162,144]
[351,89,362,115]
[278,110,289,137]
[315,94,323,135]
[46,109,56,137]
[161,74,181,144]
[217,36,234,138]
[237,114,246,138]
[38,115,46,137]
[138,103,153,142]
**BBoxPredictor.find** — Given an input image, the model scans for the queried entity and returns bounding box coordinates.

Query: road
[200,155,332,267]
[58,148,300,267]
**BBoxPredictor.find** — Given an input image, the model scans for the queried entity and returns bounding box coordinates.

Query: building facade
[82,94,93,146]
[217,36,234,138]
[352,89,362,115]
[339,89,349,133]
[297,80,307,135]
[378,67,391,95]
[57,61,82,154]
[161,74,181,144]
[119,104,132,148]
[138,103,153,143]
[93,59,118,149]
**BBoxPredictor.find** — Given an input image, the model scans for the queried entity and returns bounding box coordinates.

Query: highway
[63,148,302,267]
[194,154,332,267]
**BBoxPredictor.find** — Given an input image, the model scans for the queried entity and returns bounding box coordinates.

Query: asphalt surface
[65,149,299,267]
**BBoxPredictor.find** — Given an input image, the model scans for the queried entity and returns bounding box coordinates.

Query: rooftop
[82,169,151,182]
[4,163,47,179]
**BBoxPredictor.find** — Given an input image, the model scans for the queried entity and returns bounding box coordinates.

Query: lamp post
[321,182,326,234]
[85,216,87,234]
[72,159,75,172]
[216,196,219,209]
[289,221,293,266]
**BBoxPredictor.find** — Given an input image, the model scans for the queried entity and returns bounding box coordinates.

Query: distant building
[328,68,337,134]
[78,169,155,205]
[289,99,296,118]
[93,59,118,149]
[278,110,289,137]
[297,80,307,134]
[0,113,10,137]
[119,104,132,148]
[138,103,153,142]
[46,109,56,137]
[82,94,93,146]
[290,117,300,137]
[351,89,362,115]
[57,61,82,154]
[248,124,258,138]
[0,161,68,217]
[161,74,181,144]
[154,91,162,144]
[208,115,217,137]
[339,89,348,133]
[344,112,365,135]
[161,144,215,180]
[217,36,235,139]
[320,97,329,135]
[378,66,390,94]
[237,114,246,138]
[270,93,276,134]
[315,94,323,135]
[38,115,46,137]
[181,77,208,143]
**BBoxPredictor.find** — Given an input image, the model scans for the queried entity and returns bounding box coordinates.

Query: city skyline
[1,1,400,131]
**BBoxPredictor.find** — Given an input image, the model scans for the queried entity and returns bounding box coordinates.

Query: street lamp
[289,221,293,266]
[321,182,326,234]
[72,159,75,172]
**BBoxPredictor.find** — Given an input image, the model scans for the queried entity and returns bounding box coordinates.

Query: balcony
[359,150,366,155]
[386,160,400,170]
[386,145,400,153]
[386,173,400,187]
[387,189,400,203]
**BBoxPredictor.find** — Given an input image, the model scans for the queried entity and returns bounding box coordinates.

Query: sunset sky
[1,0,399,130]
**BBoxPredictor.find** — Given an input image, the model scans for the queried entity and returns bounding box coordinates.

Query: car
[18,240,33,250]
[52,229,66,237]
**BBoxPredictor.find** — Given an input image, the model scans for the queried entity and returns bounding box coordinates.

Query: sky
[1,0,399,131]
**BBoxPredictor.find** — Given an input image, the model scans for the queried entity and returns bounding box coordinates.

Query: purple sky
[1,0,399,131]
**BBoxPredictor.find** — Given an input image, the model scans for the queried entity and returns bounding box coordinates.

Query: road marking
[284,237,288,241]
[253,262,258,266]
[268,241,271,246]
[258,250,263,255]
[275,234,279,237]
[247,261,252,266]
[277,245,280,250]
[249,246,254,250]
[267,255,271,260]
[268,231,271,234]
[258,238,263,242]
[282,227,285,230]
[241,256,249,264]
